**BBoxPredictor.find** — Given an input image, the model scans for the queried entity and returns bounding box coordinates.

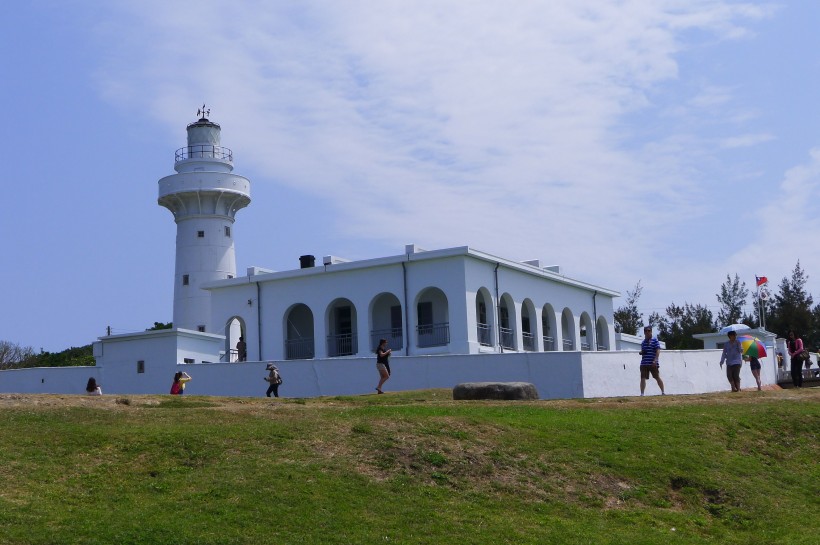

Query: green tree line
[0,322,172,369]
[615,261,819,350]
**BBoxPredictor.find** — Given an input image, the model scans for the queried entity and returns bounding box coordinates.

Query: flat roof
[203,245,620,297]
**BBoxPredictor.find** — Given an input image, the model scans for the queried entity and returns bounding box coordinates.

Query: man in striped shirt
[639,326,665,396]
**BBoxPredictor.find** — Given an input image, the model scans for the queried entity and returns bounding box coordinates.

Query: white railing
[417,322,450,348]
[477,323,492,346]
[285,337,315,360]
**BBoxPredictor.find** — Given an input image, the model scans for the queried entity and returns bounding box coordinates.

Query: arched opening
[370,293,403,351]
[499,293,516,350]
[326,298,358,356]
[596,315,610,351]
[284,303,314,360]
[579,312,593,351]
[224,316,246,362]
[561,308,575,351]
[415,287,450,347]
[475,288,494,347]
[521,298,536,351]
[542,303,557,351]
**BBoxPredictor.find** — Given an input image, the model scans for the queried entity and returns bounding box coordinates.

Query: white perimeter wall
[0,349,780,399]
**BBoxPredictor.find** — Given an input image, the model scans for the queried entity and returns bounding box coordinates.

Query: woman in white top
[85,377,102,396]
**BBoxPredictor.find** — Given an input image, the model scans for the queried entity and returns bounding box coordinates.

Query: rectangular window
[197,325,205,332]
[499,306,509,329]
[390,305,402,329]
[137,360,145,374]
[197,230,205,238]
[183,274,189,286]
[418,301,433,326]
[335,306,352,335]
[225,226,231,237]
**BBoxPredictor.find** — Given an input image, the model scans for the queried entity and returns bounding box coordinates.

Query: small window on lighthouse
[183,274,190,286]
[197,231,205,238]
[224,226,231,237]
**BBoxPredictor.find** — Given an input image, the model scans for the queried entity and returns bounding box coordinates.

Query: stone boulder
[452,382,539,401]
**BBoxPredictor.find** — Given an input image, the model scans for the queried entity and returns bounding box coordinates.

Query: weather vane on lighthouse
[197,104,211,120]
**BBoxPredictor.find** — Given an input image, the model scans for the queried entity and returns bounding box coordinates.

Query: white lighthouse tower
[158,108,251,333]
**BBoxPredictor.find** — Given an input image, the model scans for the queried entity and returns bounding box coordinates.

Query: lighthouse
[158,109,251,333]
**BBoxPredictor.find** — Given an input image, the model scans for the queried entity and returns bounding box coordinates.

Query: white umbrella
[718,323,751,335]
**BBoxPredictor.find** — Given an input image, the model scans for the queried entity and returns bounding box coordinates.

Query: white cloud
[91,0,777,303]
[719,132,775,148]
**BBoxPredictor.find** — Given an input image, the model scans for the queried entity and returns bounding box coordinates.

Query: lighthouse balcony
[175,145,233,163]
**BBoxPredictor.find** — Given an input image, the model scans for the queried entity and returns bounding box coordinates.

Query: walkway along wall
[0,349,778,398]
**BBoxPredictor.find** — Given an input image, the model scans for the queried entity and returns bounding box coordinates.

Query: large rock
[452,382,539,401]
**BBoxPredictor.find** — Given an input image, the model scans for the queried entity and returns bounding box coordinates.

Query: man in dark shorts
[639,326,665,396]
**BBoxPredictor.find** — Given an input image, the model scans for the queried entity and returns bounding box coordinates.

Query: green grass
[0,389,817,545]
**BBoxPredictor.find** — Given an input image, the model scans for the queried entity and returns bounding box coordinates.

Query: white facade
[204,245,619,364]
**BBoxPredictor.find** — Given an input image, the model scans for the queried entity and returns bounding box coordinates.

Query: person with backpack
[170,371,191,395]
[264,363,282,397]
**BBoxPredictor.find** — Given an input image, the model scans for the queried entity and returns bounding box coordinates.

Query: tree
[715,273,749,327]
[0,341,35,370]
[614,281,644,335]
[147,322,173,330]
[769,261,813,338]
[649,302,714,349]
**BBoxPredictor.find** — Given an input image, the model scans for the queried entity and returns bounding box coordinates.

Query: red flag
[756,276,768,286]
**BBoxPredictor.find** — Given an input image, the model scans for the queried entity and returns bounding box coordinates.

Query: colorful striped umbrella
[737,335,767,358]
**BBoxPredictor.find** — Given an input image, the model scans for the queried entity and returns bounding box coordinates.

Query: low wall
[0,349,781,399]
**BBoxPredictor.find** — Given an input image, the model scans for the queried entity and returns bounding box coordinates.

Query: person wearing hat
[639,326,665,396]
[264,363,282,397]
[719,330,743,392]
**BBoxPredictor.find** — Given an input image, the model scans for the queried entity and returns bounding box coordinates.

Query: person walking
[787,330,804,388]
[719,330,743,392]
[264,363,282,398]
[745,355,762,391]
[375,338,392,394]
[639,326,665,396]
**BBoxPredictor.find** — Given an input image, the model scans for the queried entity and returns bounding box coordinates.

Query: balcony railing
[477,323,492,346]
[417,322,450,348]
[522,332,535,352]
[597,344,608,351]
[580,342,591,351]
[327,333,357,357]
[221,348,239,362]
[499,327,515,350]
[285,337,315,360]
[543,336,555,351]
[563,339,574,350]
[370,328,403,351]
[175,145,233,162]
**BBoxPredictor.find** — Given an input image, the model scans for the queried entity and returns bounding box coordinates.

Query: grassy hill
[0,388,817,545]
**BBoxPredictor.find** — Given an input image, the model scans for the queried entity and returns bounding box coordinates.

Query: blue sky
[2,1,819,352]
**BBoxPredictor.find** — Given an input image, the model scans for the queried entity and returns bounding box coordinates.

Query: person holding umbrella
[719,330,743,392]
[738,334,767,391]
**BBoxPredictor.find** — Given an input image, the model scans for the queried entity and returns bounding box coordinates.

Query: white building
[207,245,619,364]
[0,116,779,398]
